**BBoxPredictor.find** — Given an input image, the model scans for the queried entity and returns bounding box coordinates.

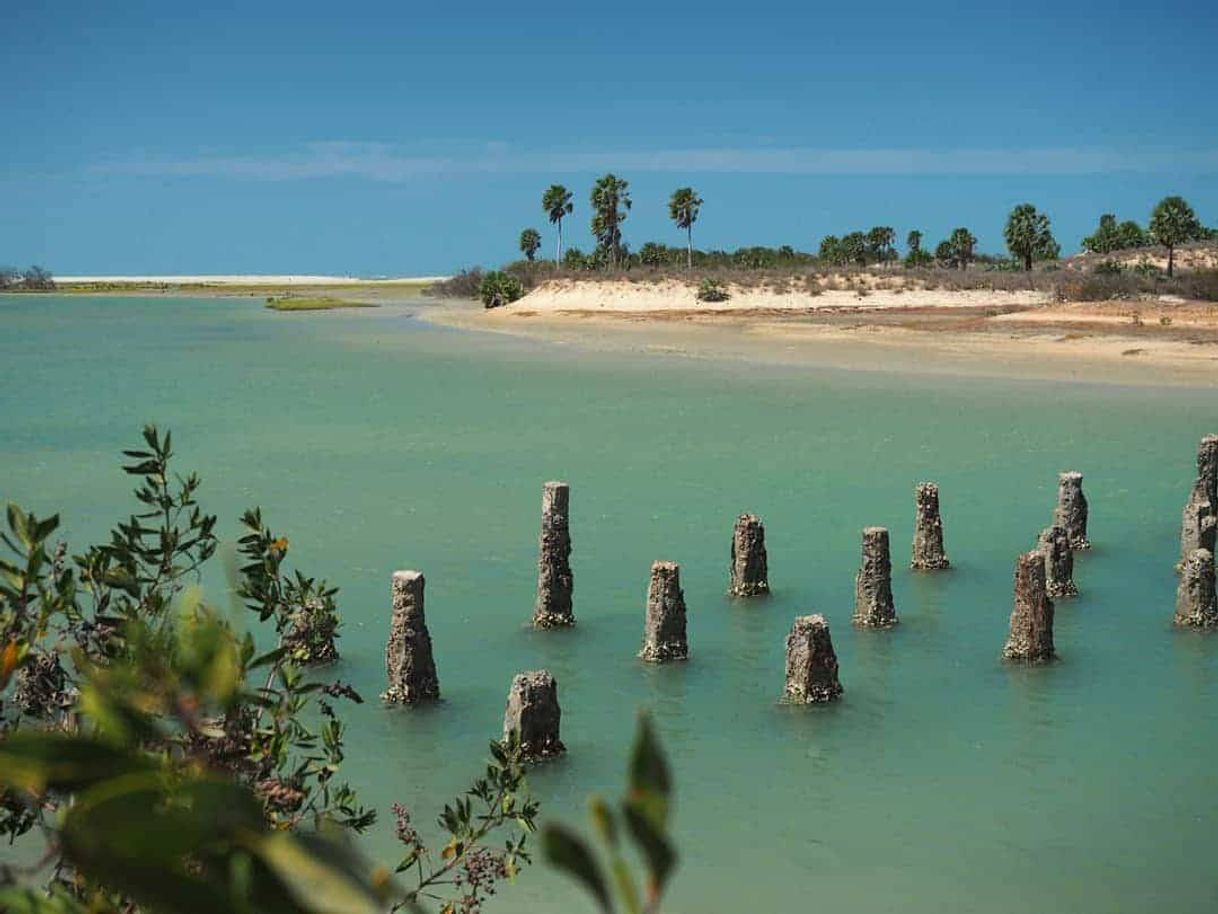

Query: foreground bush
[479,271,525,309]
[0,427,538,914]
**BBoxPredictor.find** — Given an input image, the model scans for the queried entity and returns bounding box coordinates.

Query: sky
[2,0,1216,275]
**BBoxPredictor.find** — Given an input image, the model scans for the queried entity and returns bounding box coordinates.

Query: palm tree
[590,174,632,268]
[542,185,574,264]
[668,187,703,269]
[866,226,897,263]
[1149,195,1201,277]
[519,228,542,262]
[939,228,977,270]
[1003,203,1059,271]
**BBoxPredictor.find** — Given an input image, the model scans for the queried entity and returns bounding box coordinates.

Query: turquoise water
[3,294,1217,913]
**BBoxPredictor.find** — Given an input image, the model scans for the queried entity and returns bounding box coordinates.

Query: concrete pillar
[641,561,689,662]
[1178,480,1217,573]
[534,481,574,628]
[782,615,843,703]
[1002,551,1056,663]
[1038,525,1078,598]
[1052,471,1090,551]
[502,670,565,760]
[853,527,898,627]
[1198,434,1218,507]
[382,571,440,704]
[729,513,769,597]
[1175,549,1218,628]
[911,482,950,570]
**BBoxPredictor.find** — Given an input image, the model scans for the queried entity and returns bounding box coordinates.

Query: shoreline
[51,274,447,286]
[10,283,1216,388]
[422,293,1218,389]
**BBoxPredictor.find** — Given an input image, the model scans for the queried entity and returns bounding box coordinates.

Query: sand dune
[509,278,1050,313]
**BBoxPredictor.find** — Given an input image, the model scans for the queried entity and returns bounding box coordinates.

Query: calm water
[3,295,1217,913]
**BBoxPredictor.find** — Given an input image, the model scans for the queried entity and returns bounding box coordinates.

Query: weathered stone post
[640,561,689,662]
[533,481,574,628]
[853,527,898,627]
[729,514,769,596]
[502,670,565,760]
[382,571,440,704]
[782,615,843,703]
[1052,471,1090,550]
[1198,434,1218,505]
[911,483,950,570]
[1037,525,1077,598]
[1002,551,1056,663]
[1178,434,1218,574]
[1178,480,1217,573]
[1175,549,1218,628]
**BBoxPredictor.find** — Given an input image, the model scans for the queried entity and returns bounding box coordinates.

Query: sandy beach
[427,277,1218,387]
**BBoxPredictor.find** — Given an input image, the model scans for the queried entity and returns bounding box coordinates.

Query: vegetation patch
[696,277,730,302]
[0,265,55,291]
[429,268,484,299]
[478,271,525,309]
[264,296,379,311]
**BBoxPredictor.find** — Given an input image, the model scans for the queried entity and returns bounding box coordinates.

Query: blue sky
[2,0,1216,275]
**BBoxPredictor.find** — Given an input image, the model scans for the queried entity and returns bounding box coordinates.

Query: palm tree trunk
[1168,245,1174,277]
[1024,252,1032,271]
[687,225,693,270]
[556,219,563,265]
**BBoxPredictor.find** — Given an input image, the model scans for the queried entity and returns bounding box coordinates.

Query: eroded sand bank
[425,279,1218,387]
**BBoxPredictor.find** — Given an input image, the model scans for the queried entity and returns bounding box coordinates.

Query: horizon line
[88,142,1218,182]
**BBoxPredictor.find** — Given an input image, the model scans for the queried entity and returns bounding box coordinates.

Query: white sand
[509,279,1050,313]
[56,275,446,286]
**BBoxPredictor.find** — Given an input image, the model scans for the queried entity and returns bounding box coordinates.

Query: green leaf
[59,773,265,914]
[0,885,91,914]
[0,732,154,793]
[249,646,287,670]
[63,772,265,864]
[7,504,29,545]
[621,803,677,903]
[627,712,671,828]
[588,795,618,848]
[32,513,60,543]
[255,831,390,914]
[608,857,642,914]
[542,823,612,913]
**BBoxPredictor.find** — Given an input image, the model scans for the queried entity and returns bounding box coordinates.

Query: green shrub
[695,277,730,303]
[1094,260,1124,276]
[478,271,525,309]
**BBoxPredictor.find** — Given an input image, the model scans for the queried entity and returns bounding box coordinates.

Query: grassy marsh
[265,296,380,311]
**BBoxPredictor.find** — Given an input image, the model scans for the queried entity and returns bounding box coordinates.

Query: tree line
[0,266,55,290]
[516,182,1214,277]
